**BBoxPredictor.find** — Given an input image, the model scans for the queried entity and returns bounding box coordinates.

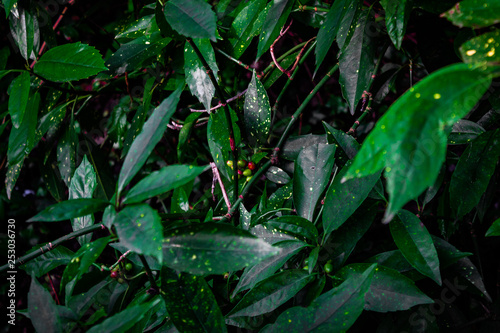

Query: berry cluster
[227,159,256,182]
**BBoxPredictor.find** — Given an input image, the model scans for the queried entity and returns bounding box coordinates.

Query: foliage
[1,0,500,332]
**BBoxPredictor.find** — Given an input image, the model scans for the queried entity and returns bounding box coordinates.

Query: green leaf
[448,119,485,145]
[20,246,74,277]
[293,143,336,221]
[268,183,293,209]
[117,87,182,196]
[244,70,272,147]
[3,0,18,18]
[323,162,380,236]
[390,210,441,284]
[7,71,30,128]
[34,42,107,82]
[381,0,411,50]
[161,268,226,332]
[265,166,291,184]
[35,101,70,143]
[27,198,110,222]
[114,204,163,263]
[315,0,354,73]
[124,164,207,204]
[324,121,360,165]
[28,275,62,333]
[460,29,500,66]
[335,0,362,51]
[338,11,376,114]
[335,263,433,312]
[9,7,39,61]
[282,134,327,160]
[86,303,152,333]
[162,223,280,275]
[184,38,218,112]
[178,112,202,162]
[8,90,38,166]
[261,264,375,332]
[450,130,500,219]
[227,270,314,318]
[256,0,294,60]
[263,49,300,89]
[445,256,492,302]
[105,36,171,75]
[232,240,307,297]
[263,215,319,244]
[486,217,500,236]
[228,0,268,58]
[68,156,97,245]
[115,14,155,40]
[164,0,217,41]
[442,0,500,28]
[342,63,493,222]
[57,124,77,187]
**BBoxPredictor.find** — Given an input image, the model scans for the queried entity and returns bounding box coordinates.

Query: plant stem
[215,47,256,75]
[261,40,315,77]
[186,38,239,207]
[295,4,329,12]
[139,254,159,293]
[0,223,105,273]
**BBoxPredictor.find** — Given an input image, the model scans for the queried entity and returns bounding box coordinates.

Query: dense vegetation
[1,0,500,332]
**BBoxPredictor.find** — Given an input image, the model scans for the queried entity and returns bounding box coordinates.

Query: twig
[109,250,131,271]
[189,89,247,113]
[296,4,329,12]
[46,273,61,305]
[261,39,314,77]
[215,48,259,75]
[0,223,106,273]
[186,38,239,208]
[270,20,294,78]
[139,255,159,295]
[211,162,231,210]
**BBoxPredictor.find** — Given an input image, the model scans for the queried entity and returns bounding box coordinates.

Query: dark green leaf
[8,92,37,164]
[5,159,23,200]
[445,257,492,302]
[315,0,353,73]
[442,0,500,28]
[227,270,314,317]
[57,124,77,187]
[68,156,97,241]
[261,264,375,332]
[265,166,291,184]
[20,246,74,277]
[229,0,268,58]
[323,162,380,236]
[164,0,217,41]
[34,42,107,82]
[3,0,17,18]
[162,268,226,332]
[268,183,293,210]
[162,222,280,275]
[335,263,433,312]
[35,101,70,143]
[40,160,65,202]
[232,240,307,297]
[339,11,376,114]
[450,130,500,219]
[486,217,500,236]
[115,14,154,40]
[256,0,293,60]
[7,71,30,128]
[432,236,472,268]
[390,210,441,284]
[184,38,218,112]
[178,112,202,162]
[28,275,62,333]
[293,143,336,221]
[27,198,110,222]
[117,87,182,196]
[86,303,152,333]
[342,63,493,222]
[381,0,411,49]
[282,134,327,160]
[460,29,500,66]
[124,165,208,204]
[105,36,171,75]
[448,119,485,145]
[244,70,272,147]
[114,204,163,263]
[9,7,39,61]
[323,121,360,164]
[335,0,362,51]
[263,215,319,244]
[249,224,298,244]
[263,49,300,89]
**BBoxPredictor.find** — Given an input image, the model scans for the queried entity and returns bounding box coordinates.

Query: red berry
[248,162,256,170]
[110,271,118,279]
[238,169,243,175]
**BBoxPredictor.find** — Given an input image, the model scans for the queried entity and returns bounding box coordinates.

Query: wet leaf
[7,71,30,128]
[34,42,107,82]
[114,204,163,263]
[342,63,493,222]
[28,275,62,333]
[460,29,500,66]
[445,256,492,302]
[449,130,500,219]
[57,124,77,187]
[21,246,74,277]
[390,210,441,285]
[256,0,293,60]
[86,303,151,333]
[265,166,291,185]
[282,134,327,161]
[229,0,268,58]
[162,223,280,275]
[381,0,411,50]
[442,0,500,28]
[448,119,485,145]
[164,0,217,41]
[68,156,97,245]
[124,164,208,204]
[263,215,319,244]
[117,87,182,196]
[27,199,110,222]
[9,6,39,61]
[244,70,272,147]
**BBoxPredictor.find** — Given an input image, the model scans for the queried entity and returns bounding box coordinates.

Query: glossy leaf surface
[27,199,110,222]
[244,70,272,147]
[164,0,217,41]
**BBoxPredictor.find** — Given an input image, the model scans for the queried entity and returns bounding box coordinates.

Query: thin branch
[211,162,231,210]
[0,223,106,273]
[215,48,259,75]
[270,20,294,78]
[295,4,329,12]
[139,255,159,294]
[189,89,247,113]
[186,38,239,208]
